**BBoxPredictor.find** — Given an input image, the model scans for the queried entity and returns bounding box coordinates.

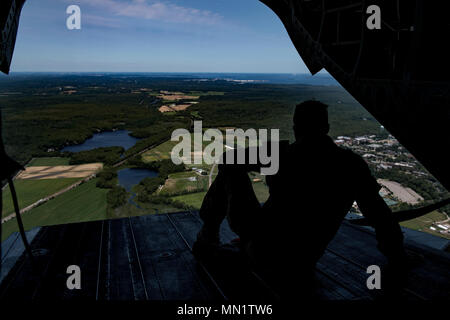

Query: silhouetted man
[194,100,406,298]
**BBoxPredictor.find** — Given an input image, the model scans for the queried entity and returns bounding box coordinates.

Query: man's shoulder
[331,146,372,175]
[336,145,365,161]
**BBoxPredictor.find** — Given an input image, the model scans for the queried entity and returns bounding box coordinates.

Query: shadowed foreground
[1,211,449,301]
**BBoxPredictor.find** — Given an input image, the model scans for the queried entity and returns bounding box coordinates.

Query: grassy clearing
[141,133,214,174]
[167,174,268,210]
[168,171,197,179]
[160,175,208,195]
[171,192,207,210]
[1,178,108,241]
[28,157,70,166]
[2,178,81,217]
[189,91,225,96]
[141,140,177,162]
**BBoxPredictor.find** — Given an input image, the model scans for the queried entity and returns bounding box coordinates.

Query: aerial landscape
[1,73,448,241]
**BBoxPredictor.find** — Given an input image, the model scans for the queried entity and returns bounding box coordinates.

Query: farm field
[1,179,108,241]
[170,192,207,210]
[27,157,70,167]
[400,210,449,237]
[166,176,269,210]
[17,163,103,180]
[159,171,208,195]
[2,178,81,218]
[142,139,178,162]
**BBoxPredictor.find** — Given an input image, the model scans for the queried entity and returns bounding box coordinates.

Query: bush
[96,169,117,189]
[107,186,127,208]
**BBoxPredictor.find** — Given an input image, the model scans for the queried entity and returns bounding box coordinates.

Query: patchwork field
[157,91,200,101]
[158,104,194,113]
[17,163,103,180]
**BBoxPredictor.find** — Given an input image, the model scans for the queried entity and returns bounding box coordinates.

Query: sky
[10,0,312,73]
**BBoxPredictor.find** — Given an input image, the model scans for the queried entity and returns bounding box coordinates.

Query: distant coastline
[1,72,339,86]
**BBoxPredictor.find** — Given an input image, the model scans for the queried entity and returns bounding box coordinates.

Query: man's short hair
[293,100,329,134]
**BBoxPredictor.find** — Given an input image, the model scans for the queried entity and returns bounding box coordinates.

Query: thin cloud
[76,0,223,25]
[83,14,122,28]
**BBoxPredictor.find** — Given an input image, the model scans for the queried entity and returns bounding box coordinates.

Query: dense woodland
[5,74,445,206]
[0,74,382,166]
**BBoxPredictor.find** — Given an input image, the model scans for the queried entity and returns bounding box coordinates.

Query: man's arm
[356,191,406,264]
[352,153,406,264]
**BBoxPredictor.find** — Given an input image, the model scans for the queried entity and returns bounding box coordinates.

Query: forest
[0,74,382,166]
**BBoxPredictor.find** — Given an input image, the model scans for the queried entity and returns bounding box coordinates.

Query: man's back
[256,135,379,267]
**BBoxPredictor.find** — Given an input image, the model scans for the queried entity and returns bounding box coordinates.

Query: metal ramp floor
[1,211,449,301]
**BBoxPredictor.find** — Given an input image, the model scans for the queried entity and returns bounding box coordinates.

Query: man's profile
[193,100,406,298]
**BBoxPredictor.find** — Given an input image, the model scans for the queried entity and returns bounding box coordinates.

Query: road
[1,174,96,224]
[112,139,169,168]
[209,163,217,187]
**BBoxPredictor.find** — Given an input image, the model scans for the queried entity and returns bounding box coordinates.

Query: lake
[61,130,140,153]
[117,168,159,208]
[117,168,158,192]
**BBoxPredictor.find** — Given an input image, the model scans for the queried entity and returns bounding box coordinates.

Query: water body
[117,168,158,208]
[144,73,338,85]
[61,130,140,153]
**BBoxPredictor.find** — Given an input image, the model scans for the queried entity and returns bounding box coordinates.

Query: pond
[117,168,158,191]
[61,130,140,153]
[117,168,159,208]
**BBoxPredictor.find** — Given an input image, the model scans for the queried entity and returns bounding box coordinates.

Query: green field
[168,171,198,179]
[171,192,207,210]
[167,177,269,210]
[27,157,70,166]
[400,210,449,239]
[1,178,108,241]
[142,133,214,172]
[160,172,208,196]
[189,91,225,96]
[141,130,254,172]
[142,139,178,162]
[2,178,81,217]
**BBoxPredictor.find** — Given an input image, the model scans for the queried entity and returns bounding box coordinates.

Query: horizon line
[4,71,325,75]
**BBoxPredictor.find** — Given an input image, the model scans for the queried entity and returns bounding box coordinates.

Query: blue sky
[11,0,311,73]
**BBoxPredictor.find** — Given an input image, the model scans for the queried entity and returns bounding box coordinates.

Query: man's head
[293,100,329,140]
